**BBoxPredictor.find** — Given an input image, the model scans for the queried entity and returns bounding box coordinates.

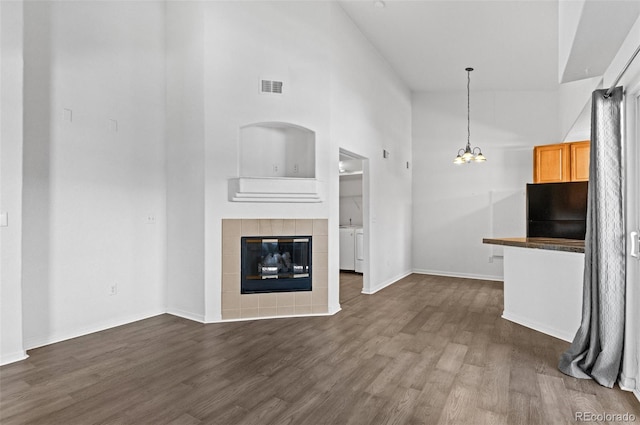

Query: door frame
[621,81,640,400]
[339,148,370,295]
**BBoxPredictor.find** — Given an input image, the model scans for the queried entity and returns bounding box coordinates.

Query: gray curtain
[558,86,626,388]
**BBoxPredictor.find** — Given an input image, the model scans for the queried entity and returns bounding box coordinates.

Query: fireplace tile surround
[221,218,328,320]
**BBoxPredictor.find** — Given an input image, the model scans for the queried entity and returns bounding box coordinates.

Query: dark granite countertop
[482,237,585,253]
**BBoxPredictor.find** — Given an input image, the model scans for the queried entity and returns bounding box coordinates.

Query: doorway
[624,87,640,399]
[338,148,369,300]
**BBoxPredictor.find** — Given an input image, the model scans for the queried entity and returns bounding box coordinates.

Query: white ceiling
[338,0,560,92]
[561,0,640,84]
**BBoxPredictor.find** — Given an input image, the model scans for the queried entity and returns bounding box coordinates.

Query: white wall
[330,4,413,294]
[0,0,28,365]
[240,125,315,178]
[558,0,585,83]
[412,90,559,280]
[503,247,584,342]
[559,76,601,141]
[339,174,363,226]
[165,1,206,322]
[21,1,167,349]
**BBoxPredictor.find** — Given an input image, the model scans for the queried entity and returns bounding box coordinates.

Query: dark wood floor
[339,271,363,304]
[2,274,638,425]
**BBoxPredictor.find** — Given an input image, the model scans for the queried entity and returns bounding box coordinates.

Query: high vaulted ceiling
[339,0,640,94]
[339,0,559,92]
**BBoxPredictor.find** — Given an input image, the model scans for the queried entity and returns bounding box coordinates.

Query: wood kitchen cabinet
[533,143,570,183]
[533,140,590,183]
[569,141,590,182]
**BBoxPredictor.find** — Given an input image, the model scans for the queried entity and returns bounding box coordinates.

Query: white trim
[362,270,412,295]
[619,372,638,392]
[208,311,339,323]
[228,177,321,203]
[167,308,206,323]
[205,312,223,323]
[502,311,575,342]
[23,309,165,350]
[413,268,503,282]
[328,304,341,315]
[0,351,29,366]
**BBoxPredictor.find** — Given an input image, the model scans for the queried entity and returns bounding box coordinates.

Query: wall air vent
[261,79,283,94]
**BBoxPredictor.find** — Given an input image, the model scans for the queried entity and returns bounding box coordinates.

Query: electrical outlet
[488,256,494,263]
[63,108,73,123]
[272,164,278,173]
[146,214,156,224]
[108,283,117,296]
[293,164,299,173]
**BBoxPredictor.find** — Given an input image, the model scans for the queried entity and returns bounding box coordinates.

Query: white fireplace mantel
[228,177,321,203]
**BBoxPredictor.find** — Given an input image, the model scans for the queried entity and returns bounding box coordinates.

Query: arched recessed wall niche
[229,122,320,202]
[239,122,315,178]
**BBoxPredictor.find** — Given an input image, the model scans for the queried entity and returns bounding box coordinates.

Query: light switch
[63,108,73,122]
[109,119,118,132]
[0,212,8,227]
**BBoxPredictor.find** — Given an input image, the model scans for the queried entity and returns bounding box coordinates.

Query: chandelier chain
[467,69,471,148]
[453,67,485,164]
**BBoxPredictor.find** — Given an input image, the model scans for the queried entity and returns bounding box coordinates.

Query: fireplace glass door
[241,236,312,294]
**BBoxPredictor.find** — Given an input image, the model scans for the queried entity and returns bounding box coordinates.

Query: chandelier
[454,67,486,164]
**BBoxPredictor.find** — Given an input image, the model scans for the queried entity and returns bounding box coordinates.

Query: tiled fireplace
[241,236,312,294]
[221,219,328,320]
